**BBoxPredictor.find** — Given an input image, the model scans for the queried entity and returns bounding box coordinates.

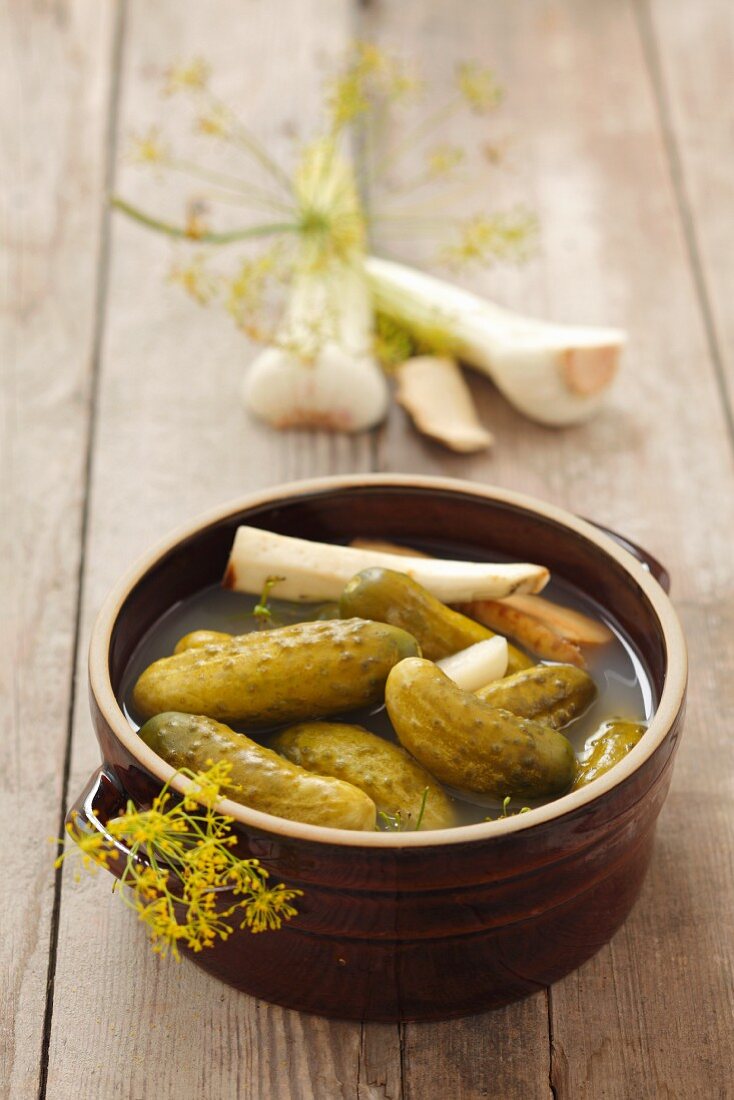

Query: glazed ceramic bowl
[75,475,687,1021]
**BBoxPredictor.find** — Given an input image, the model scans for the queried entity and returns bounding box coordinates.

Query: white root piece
[437,636,508,691]
[367,256,625,426]
[395,356,493,453]
[459,599,586,668]
[349,538,429,557]
[499,594,613,646]
[224,527,549,603]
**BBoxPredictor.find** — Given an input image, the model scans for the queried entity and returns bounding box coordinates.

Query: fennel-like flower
[56,761,301,960]
[115,44,538,434]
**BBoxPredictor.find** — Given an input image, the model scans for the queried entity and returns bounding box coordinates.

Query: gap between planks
[36,3,129,1099]
[37,3,734,1097]
[633,0,734,453]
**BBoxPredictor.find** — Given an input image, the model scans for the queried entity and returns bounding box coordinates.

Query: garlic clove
[437,636,508,691]
[243,342,389,433]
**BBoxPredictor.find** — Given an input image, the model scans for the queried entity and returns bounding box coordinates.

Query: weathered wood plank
[358,3,560,1096]
[641,0,734,422]
[43,2,401,1098]
[362,0,734,1097]
[0,2,116,1098]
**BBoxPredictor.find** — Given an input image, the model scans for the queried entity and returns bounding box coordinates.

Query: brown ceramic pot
[76,475,687,1022]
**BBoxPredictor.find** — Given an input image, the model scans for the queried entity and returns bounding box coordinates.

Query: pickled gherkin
[174,629,233,653]
[385,658,576,799]
[133,618,420,726]
[339,567,532,673]
[476,664,596,729]
[272,721,456,830]
[573,720,646,790]
[139,712,378,830]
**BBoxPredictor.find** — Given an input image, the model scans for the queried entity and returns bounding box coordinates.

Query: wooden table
[3,1,733,1096]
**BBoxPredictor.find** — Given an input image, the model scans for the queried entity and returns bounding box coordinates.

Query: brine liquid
[120,570,655,828]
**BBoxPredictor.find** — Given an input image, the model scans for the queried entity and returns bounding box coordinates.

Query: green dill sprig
[485,795,532,822]
[253,575,285,627]
[377,787,430,832]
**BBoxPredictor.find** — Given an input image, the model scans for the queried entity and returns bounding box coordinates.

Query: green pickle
[272,721,456,830]
[385,657,576,799]
[139,712,377,830]
[476,664,596,729]
[339,567,532,673]
[133,617,420,726]
[573,720,646,789]
[174,629,233,653]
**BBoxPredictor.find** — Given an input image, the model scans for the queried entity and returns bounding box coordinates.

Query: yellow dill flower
[328,70,370,129]
[441,209,538,268]
[327,42,417,130]
[58,760,301,962]
[169,256,219,304]
[353,41,418,100]
[353,41,385,76]
[129,127,169,165]
[456,61,503,112]
[164,58,210,95]
[427,144,465,178]
[57,816,116,874]
[183,758,236,805]
[241,885,301,934]
[109,807,189,848]
[196,104,231,139]
[137,897,186,959]
[131,865,166,900]
[226,248,281,335]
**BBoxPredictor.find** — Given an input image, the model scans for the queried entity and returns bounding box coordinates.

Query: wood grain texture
[7,0,731,1096]
[361,0,734,1097]
[43,3,397,1098]
[642,0,734,421]
[0,2,115,1098]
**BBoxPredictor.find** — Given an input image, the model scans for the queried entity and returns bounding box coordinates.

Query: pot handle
[66,765,151,880]
[587,521,670,593]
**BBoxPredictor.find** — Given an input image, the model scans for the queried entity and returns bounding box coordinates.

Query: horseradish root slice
[499,594,613,646]
[395,356,493,453]
[349,538,429,557]
[459,599,586,668]
[223,527,549,603]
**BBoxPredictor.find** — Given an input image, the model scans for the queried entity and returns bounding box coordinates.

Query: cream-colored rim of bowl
[89,474,688,849]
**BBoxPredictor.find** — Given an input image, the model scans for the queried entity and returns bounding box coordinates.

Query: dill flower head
[129,126,169,165]
[456,61,503,112]
[114,41,537,376]
[56,761,302,960]
[164,58,211,96]
[294,139,366,264]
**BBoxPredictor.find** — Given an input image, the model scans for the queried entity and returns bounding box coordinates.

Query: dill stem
[165,157,294,214]
[202,89,294,195]
[112,197,299,245]
[370,97,462,184]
